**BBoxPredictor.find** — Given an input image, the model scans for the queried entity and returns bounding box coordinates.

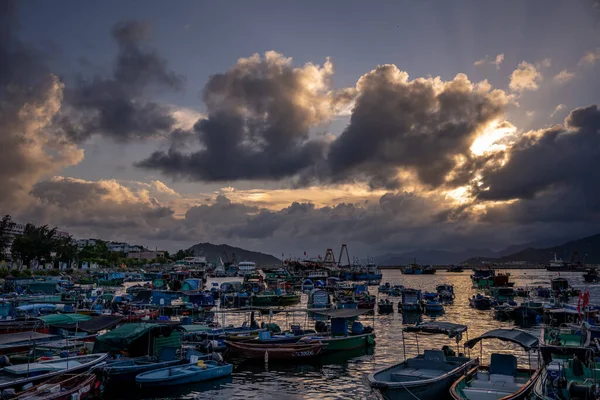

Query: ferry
[237,261,257,276]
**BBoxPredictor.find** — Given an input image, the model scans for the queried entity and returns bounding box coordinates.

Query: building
[3,222,68,258]
[127,250,165,260]
[107,242,144,253]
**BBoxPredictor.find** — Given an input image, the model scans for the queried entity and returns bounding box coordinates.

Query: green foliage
[173,249,193,261]
[0,267,8,279]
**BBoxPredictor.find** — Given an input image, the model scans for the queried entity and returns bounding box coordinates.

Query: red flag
[304,251,307,256]
[578,292,584,320]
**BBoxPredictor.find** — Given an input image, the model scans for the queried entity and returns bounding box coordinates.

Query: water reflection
[127,269,592,399]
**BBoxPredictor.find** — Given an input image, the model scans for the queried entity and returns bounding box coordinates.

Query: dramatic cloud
[553,69,575,84]
[28,176,178,242]
[0,1,83,211]
[579,48,600,65]
[509,61,542,92]
[326,66,511,189]
[138,51,355,181]
[475,105,600,225]
[58,20,184,143]
[473,53,504,69]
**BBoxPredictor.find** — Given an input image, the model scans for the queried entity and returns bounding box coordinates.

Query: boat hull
[136,363,233,387]
[371,360,477,400]
[318,333,375,352]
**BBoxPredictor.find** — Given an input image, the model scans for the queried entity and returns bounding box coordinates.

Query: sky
[2,0,600,259]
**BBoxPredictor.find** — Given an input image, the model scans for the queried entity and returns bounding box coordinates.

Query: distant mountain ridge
[187,242,281,266]
[375,239,559,266]
[462,233,600,265]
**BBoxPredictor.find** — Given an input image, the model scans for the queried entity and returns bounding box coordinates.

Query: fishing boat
[100,356,183,384]
[401,289,422,313]
[447,265,464,272]
[424,299,444,314]
[12,372,99,400]
[436,284,455,301]
[0,354,108,393]
[469,294,492,310]
[136,360,233,388]
[540,325,591,349]
[450,329,541,400]
[471,268,495,288]
[378,299,394,314]
[378,282,391,293]
[301,309,376,352]
[369,322,477,400]
[582,267,599,283]
[491,287,516,304]
[307,288,331,310]
[225,341,324,361]
[534,329,597,399]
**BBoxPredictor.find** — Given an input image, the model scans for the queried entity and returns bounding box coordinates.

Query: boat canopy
[464,328,538,350]
[404,321,468,338]
[312,308,372,318]
[37,313,91,325]
[93,323,180,353]
[51,315,123,333]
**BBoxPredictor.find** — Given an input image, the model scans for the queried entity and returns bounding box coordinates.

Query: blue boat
[369,322,477,400]
[102,356,183,384]
[136,360,233,387]
[401,289,422,313]
[424,299,444,314]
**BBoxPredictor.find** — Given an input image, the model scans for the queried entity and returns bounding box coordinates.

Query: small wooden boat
[0,353,108,392]
[225,341,323,361]
[13,373,99,400]
[469,294,492,310]
[136,360,233,388]
[378,300,394,314]
[370,322,477,400]
[100,356,183,384]
[450,329,541,400]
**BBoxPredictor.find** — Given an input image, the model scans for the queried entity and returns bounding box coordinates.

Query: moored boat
[13,372,99,400]
[469,294,492,310]
[0,354,108,393]
[378,299,394,314]
[369,322,477,400]
[225,341,324,361]
[450,329,541,400]
[401,289,422,313]
[136,360,233,388]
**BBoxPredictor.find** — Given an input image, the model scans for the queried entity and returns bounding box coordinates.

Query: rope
[397,381,421,400]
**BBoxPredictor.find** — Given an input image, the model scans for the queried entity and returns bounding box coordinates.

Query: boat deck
[461,371,529,399]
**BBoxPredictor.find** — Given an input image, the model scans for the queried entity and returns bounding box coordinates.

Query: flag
[304,251,307,256]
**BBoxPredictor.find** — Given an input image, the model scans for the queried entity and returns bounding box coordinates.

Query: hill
[186,242,282,266]
[462,233,600,265]
[375,239,556,266]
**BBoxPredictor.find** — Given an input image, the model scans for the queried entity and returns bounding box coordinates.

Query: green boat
[251,292,301,307]
[534,324,595,399]
[301,308,376,352]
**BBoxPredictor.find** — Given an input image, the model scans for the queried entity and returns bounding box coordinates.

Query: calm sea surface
[116,269,597,400]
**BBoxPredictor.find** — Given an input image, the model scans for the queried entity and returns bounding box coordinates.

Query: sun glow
[470,120,517,156]
[445,186,470,204]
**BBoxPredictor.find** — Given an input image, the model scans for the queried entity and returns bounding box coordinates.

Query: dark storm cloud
[0,1,83,210]
[137,52,352,181]
[475,104,600,225]
[477,105,600,202]
[327,66,509,189]
[59,20,184,143]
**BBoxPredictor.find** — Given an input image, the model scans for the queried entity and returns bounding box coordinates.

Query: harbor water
[121,269,593,400]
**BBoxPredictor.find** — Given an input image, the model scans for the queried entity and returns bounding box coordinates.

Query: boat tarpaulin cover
[404,321,468,337]
[464,328,539,350]
[311,308,372,319]
[37,313,92,325]
[52,315,123,333]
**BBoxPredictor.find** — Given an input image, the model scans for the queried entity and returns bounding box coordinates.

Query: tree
[54,235,77,269]
[0,215,16,260]
[11,224,58,268]
[173,249,193,261]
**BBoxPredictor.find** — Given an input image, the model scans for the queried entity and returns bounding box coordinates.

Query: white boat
[450,329,541,400]
[0,353,108,392]
[369,322,477,400]
[237,261,256,276]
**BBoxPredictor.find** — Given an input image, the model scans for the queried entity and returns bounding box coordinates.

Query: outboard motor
[0,356,10,367]
[567,381,595,400]
[1,388,16,399]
